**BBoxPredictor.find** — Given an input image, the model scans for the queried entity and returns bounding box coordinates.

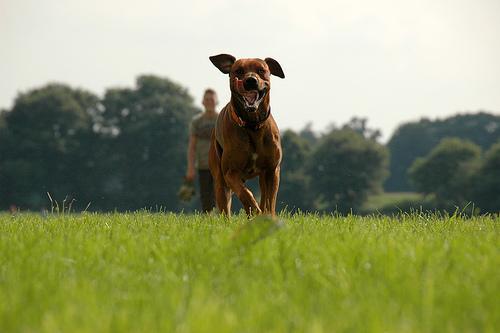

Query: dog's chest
[234,126,280,178]
[243,152,261,178]
[243,143,278,178]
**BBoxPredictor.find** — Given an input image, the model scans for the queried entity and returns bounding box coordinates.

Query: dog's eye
[235,68,244,76]
[258,68,266,75]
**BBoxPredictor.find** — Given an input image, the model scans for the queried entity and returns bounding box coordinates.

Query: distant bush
[307,129,389,214]
[409,138,500,213]
[409,138,481,207]
[386,112,500,191]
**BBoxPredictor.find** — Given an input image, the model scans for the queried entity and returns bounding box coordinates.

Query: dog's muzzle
[235,78,267,111]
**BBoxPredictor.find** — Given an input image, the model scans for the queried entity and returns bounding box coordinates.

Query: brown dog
[208,54,285,216]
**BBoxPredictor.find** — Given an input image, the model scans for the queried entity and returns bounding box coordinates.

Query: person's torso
[192,112,218,169]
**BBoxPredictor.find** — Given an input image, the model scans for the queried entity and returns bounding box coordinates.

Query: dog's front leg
[224,170,262,216]
[259,167,280,216]
[214,177,232,216]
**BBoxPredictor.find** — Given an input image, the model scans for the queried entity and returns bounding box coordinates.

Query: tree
[97,75,199,211]
[0,112,7,206]
[278,130,313,212]
[386,112,500,191]
[342,117,381,142]
[298,122,318,146]
[307,129,389,214]
[470,142,500,213]
[0,75,199,212]
[408,138,481,206]
[0,84,100,210]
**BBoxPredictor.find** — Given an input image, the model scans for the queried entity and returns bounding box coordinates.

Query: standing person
[185,89,219,212]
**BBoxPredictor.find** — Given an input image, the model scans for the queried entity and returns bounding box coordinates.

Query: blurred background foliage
[0,77,498,214]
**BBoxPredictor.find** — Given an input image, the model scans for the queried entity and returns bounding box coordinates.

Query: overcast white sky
[1,0,499,140]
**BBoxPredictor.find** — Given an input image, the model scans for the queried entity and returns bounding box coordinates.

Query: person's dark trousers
[198,169,215,212]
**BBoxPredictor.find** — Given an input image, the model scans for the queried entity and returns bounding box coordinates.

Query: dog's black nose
[243,77,258,90]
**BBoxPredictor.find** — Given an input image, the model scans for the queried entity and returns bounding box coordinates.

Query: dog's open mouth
[243,91,258,105]
[242,89,266,110]
[235,78,267,110]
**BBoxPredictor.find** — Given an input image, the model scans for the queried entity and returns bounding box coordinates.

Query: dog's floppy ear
[265,58,285,78]
[209,54,236,74]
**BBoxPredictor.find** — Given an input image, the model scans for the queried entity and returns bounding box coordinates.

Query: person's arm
[186,134,197,181]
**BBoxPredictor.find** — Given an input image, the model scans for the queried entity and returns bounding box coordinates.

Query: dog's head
[209,54,285,113]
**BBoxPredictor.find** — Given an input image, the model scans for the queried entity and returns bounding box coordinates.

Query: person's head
[202,88,218,112]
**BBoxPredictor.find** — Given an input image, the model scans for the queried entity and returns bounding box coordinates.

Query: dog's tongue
[244,91,258,104]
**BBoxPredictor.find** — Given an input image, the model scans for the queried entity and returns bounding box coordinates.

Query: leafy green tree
[278,130,313,212]
[0,111,6,147]
[298,122,318,146]
[342,117,381,142]
[0,111,5,128]
[408,138,481,206]
[0,111,7,205]
[0,84,99,210]
[307,129,389,214]
[98,75,199,211]
[470,142,500,213]
[0,75,199,212]
[386,112,500,191]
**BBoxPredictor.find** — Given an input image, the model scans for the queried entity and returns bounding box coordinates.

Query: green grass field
[362,192,424,212]
[1,212,498,332]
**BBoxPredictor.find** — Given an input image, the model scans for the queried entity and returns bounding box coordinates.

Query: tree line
[0,76,198,212]
[0,75,498,214]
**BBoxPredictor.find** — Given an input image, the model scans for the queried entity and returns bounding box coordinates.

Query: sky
[1,0,499,141]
